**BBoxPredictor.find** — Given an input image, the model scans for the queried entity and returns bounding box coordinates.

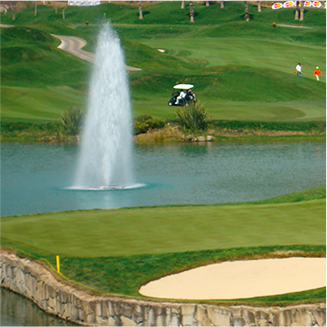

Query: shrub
[134,121,149,135]
[61,106,84,135]
[176,103,208,134]
[133,115,165,135]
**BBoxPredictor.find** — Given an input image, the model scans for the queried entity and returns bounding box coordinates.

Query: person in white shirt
[175,90,186,104]
[296,63,302,76]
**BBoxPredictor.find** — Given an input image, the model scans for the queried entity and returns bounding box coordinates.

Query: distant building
[68,0,100,6]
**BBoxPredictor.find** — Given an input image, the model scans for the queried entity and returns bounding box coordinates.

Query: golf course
[0,1,326,321]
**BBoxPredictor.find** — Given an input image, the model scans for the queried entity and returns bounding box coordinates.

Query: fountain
[73,23,139,190]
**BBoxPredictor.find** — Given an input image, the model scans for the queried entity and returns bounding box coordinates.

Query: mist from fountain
[73,23,138,190]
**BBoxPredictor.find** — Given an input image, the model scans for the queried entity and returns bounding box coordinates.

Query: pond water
[0,288,77,326]
[1,141,325,217]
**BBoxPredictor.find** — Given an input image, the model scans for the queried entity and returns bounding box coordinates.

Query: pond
[1,288,77,326]
[1,141,325,217]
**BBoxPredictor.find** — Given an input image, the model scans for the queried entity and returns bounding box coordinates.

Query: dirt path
[52,34,141,71]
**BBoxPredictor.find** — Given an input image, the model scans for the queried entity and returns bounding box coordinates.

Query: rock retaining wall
[1,250,325,326]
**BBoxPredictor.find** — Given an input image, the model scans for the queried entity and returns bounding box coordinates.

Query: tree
[257,1,261,12]
[220,1,224,8]
[139,1,143,19]
[2,1,17,20]
[190,1,194,22]
[181,1,185,9]
[244,1,250,21]
[299,1,304,21]
[295,1,299,20]
[62,2,68,19]
[206,1,210,6]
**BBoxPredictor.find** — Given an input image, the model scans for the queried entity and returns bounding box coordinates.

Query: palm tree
[181,1,185,9]
[257,1,261,12]
[190,1,194,22]
[206,1,210,6]
[244,1,250,21]
[139,1,143,20]
[220,1,224,9]
[299,0,304,21]
[295,1,299,20]
[34,1,37,16]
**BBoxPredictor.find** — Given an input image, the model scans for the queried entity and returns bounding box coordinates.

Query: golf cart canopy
[173,84,194,90]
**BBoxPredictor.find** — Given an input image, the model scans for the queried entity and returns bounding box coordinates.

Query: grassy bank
[1,120,325,144]
[1,186,325,304]
[0,121,77,143]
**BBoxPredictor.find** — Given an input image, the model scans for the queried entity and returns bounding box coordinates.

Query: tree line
[1,1,314,22]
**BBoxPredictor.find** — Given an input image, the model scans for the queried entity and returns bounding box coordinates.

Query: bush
[133,115,165,135]
[176,103,208,134]
[61,106,84,135]
[134,121,149,135]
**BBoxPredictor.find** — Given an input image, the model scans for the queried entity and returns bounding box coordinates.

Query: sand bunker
[139,257,326,300]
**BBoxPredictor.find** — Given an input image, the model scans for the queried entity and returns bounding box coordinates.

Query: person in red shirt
[313,66,323,81]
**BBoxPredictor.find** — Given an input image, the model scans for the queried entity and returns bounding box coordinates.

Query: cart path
[278,24,312,28]
[52,34,141,71]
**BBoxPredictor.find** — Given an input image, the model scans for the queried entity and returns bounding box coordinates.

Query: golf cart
[168,84,196,106]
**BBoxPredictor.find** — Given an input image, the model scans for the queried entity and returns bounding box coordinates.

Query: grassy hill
[1,2,325,122]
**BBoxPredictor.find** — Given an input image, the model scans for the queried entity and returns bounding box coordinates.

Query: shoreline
[1,248,326,326]
[1,121,325,145]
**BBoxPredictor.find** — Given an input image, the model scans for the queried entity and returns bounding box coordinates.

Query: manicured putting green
[2,199,325,257]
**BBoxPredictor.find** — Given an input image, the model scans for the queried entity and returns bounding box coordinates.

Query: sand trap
[139,257,326,300]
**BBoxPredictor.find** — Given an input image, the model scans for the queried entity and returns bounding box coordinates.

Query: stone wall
[1,250,326,326]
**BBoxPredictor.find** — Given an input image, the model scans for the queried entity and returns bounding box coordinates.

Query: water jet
[74,23,137,190]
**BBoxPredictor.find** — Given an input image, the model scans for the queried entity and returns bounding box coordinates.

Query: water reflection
[0,288,76,326]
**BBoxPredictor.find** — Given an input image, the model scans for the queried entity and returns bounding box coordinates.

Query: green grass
[1,186,325,303]
[47,245,326,303]
[1,2,325,122]
[2,199,325,257]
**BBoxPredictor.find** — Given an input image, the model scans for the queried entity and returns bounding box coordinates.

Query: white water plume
[74,23,135,189]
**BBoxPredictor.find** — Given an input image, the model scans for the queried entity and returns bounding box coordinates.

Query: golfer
[296,63,302,76]
[313,66,323,81]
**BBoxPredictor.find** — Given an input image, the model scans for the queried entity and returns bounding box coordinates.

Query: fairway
[1,1,325,122]
[137,37,325,73]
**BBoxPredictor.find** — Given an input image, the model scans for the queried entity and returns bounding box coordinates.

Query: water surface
[1,141,325,216]
[0,288,76,326]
